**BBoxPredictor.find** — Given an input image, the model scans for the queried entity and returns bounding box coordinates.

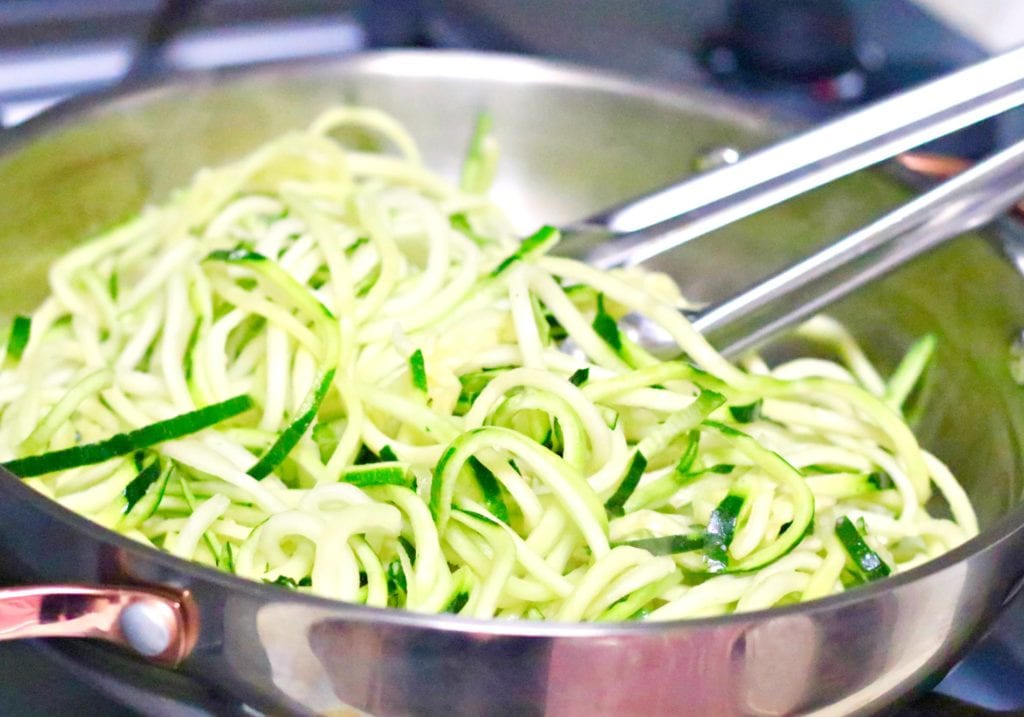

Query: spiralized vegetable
[0,107,976,621]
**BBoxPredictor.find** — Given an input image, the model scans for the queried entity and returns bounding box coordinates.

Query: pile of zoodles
[0,107,975,620]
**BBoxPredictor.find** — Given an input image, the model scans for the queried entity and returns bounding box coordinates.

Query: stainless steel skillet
[1,50,1024,716]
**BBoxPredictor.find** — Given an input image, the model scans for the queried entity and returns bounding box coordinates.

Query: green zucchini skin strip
[604,451,647,517]
[728,399,763,423]
[6,316,31,362]
[701,421,815,573]
[354,444,399,464]
[703,493,745,573]
[674,431,700,475]
[568,368,590,387]
[4,395,254,477]
[455,369,505,415]
[385,558,407,603]
[341,463,414,488]
[591,294,623,352]
[491,225,560,277]
[123,460,162,513]
[835,516,892,581]
[120,461,173,530]
[409,349,428,393]
[613,533,705,555]
[267,575,311,590]
[431,426,608,556]
[467,456,510,523]
[248,369,335,480]
[449,213,488,246]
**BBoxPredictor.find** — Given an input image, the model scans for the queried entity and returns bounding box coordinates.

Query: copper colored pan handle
[899,152,1024,219]
[0,584,198,666]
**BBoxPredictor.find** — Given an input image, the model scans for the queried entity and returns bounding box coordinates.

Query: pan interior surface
[1,51,1024,716]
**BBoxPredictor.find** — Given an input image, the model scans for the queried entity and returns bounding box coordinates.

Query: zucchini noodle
[0,107,977,620]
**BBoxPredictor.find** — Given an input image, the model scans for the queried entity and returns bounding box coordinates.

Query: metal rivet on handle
[119,600,174,657]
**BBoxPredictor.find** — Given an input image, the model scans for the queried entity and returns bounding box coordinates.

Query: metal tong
[556,45,1024,356]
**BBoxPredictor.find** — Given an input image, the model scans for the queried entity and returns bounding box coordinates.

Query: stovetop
[1,1,1023,714]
